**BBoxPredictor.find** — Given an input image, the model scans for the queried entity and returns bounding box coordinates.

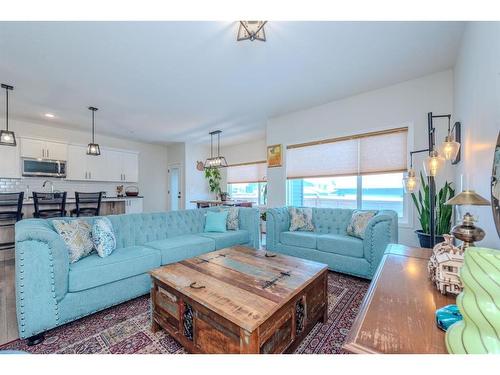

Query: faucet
[42,180,54,193]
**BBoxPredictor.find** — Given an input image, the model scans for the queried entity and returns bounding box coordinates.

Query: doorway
[168,164,183,211]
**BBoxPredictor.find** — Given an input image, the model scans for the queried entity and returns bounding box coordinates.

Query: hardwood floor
[0,249,18,346]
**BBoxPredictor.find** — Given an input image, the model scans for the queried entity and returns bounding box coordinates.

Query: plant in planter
[411,172,455,248]
[204,167,222,199]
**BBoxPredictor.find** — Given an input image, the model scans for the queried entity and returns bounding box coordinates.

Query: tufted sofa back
[108,212,170,248]
[312,208,354,234]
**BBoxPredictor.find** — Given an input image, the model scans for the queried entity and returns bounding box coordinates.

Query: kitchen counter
[21,196,143,204]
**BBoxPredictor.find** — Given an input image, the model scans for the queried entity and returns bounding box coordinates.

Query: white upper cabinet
[20,138,67,160]
[66,144,138,183]
[66,145,87,180]
[105,150,124,182]
[121,152,139,182]
[0,145,21,178]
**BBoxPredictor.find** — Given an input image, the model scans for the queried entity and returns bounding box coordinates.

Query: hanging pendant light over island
[86,106,101,156]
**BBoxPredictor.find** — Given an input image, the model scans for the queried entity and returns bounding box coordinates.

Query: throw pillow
[289,207,314,232]
[53,219,94,263]
[92,217,117,258]
[204,210,229,233]
[220,207,239,230]
[347,210,378,239]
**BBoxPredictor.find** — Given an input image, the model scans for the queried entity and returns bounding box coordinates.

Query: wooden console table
[343,244,456,354]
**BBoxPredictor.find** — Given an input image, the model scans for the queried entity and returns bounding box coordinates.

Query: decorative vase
[445,247,500,354]
[415,230,445,248]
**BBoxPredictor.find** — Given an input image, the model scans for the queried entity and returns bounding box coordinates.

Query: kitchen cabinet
[121,152,139,182]
[124,198,143,214]
[66,144,106,181]
[105,150,139,182]
[20,138,67,160]
[0,144,21,178]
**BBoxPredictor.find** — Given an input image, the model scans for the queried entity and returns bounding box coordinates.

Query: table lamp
[445,190,491,250]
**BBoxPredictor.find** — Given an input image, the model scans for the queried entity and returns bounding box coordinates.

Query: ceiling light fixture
[44,113,55,118]
[86,106,101,156]
[204,130,228,168]
[0,83,16,147]
[237,21,267,42]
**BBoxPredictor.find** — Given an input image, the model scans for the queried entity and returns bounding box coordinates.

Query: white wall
[8,119,168,213]
[184,143,210,209]
[453,22,500,249]
[266,70,455,246]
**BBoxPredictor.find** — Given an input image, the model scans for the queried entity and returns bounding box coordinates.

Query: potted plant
[204,167,222,199]
[411,172,455,248]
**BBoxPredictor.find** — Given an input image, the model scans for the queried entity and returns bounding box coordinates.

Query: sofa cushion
[280,231,318,249]
[198,230,250,249]
[145,234,215,265]
[68,245,161,292]
[316,234,364,258]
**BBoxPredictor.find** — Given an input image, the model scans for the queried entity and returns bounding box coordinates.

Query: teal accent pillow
[92,217,117,257]
[204,211,229,233]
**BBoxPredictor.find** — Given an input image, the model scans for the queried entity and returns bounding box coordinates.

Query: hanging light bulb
[0,84,16,147]
[423,150,445,177]
[403,168,419,193]
[439,134,460,161]
[86,106,101,156]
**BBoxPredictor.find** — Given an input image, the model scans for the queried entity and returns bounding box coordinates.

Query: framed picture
[267,144,282,168]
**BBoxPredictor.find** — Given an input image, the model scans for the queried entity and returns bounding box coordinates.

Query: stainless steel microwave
[22,158,67,178]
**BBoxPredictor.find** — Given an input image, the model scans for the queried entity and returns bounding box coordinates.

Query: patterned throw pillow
[92,217,117,258]
[220,207,239,230]
[289,207,314,232]
[53,219,94,263]
[347,210,378,239]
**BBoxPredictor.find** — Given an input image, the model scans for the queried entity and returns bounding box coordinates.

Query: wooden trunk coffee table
[150,245,328,354]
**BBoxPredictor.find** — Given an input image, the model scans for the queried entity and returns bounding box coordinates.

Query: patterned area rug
[1,272,368,354]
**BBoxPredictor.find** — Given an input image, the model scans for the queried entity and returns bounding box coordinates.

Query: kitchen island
[0,196,144,253]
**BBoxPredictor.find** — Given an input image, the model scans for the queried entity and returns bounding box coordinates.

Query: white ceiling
[0,21,464,146]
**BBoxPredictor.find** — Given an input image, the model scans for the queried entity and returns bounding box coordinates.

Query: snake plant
[411,172,455,235]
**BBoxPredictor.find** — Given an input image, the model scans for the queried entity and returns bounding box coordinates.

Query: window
[361,173,404,217]
[226,161,267,206]
[227,182,267,205]
[286,173,404,217]
[286,128,408,221]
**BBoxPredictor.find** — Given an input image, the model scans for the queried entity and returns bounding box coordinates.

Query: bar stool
[71,192,103,217]
[33,192,67,218]
[0,192,24,250]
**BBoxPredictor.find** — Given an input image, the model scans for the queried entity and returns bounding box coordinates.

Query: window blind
[226,161,267,184]
[286,128,407,179]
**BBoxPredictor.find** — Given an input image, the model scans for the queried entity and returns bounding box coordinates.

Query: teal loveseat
[15,208,260,344]
[266,207,398,279]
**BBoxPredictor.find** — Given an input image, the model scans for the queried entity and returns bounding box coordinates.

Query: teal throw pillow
[92,217,117,257]
[204,211,229,233]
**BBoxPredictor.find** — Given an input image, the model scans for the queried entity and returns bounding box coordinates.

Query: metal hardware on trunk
[183,303,194,341]
[189,282,206,290]
[295,298,305,335]
[262,270,292,289]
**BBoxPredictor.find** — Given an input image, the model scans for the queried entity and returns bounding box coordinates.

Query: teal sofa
[14,208,260,344]
[266,207,398,279]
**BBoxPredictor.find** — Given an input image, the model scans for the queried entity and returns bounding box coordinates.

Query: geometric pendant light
[0,83,16,146]
[204,130,228,168]
[237,21,267,42]
[86,106,101,156]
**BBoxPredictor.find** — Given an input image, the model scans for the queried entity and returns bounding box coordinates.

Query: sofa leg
[27,333,45,346]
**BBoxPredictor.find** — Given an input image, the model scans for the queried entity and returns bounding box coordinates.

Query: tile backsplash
[0,177,134,198]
